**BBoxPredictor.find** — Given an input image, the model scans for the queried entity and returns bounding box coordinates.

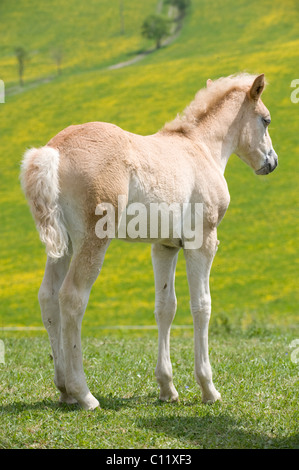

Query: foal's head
[236,74,278,175]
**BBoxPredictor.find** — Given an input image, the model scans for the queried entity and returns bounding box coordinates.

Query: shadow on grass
[125,47,153,57]
[0,393,159,414]
[0,399,77,414]
[0,391,201,415]
[2,396,298,449]
[137,415,299,449]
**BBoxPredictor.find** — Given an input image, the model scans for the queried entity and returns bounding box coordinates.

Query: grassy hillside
[0,0,156,85]
[0,0,299,334]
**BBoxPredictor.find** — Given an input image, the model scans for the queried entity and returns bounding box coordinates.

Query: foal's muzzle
[255,149,278,175]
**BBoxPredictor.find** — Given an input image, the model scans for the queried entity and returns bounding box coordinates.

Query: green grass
[0,0,299,449]
[0,332,298,449]
[1,0,298,332]
[0,0,157,86]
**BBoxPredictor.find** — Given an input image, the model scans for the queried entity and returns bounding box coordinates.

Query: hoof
[202,390,221,404]
[79,393,100,411]
[59,392,78,405]
[170,394,179,403]
[159,389,179,402]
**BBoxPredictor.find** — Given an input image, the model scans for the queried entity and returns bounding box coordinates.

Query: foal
[21,73,278,410]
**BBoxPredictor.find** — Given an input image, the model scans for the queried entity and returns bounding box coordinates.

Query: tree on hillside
[119,0,125,34]
[52,48,63,76]
[142,14,170,50]
[165,0,191,17]
[15,46,28,87]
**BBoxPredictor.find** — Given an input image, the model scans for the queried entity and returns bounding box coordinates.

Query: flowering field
[1,0,298,333]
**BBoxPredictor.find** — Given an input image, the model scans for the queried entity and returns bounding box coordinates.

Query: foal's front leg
[152,244,180,402]
[184,237,221,403]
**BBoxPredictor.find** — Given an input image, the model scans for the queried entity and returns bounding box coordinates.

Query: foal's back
[48,121,228,236]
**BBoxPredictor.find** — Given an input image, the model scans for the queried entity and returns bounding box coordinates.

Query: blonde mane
[163,73,263,135]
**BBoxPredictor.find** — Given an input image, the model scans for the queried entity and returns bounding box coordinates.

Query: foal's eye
[262,116,271,127]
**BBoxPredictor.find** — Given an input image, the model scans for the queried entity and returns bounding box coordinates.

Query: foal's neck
[194,94,244,174]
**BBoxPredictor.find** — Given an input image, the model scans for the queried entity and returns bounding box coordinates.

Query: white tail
[20,146,68,259]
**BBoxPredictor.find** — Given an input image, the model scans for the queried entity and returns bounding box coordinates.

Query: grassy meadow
[0,0,298,449]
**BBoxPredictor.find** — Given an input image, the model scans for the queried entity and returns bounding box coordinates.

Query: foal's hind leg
[59,238,110,410]
[152,244,180,402]
[38,252,75,404]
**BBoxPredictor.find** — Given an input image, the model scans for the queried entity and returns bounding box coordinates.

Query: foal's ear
[206,79,213,87]
[249,74,265,101]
